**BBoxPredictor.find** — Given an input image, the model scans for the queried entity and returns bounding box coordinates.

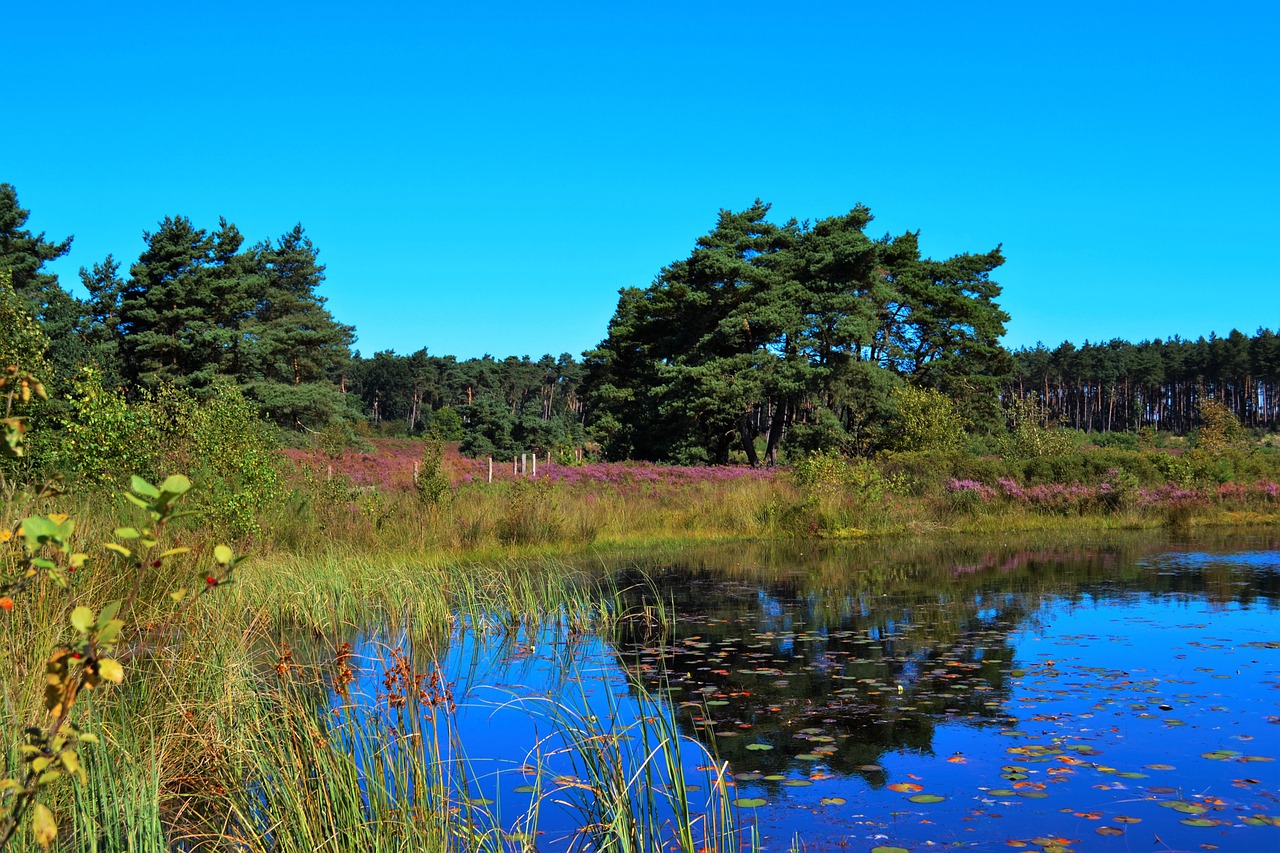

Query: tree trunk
[740,411,760,468]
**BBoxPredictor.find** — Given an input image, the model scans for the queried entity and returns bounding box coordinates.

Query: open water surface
[344,531,1280,851]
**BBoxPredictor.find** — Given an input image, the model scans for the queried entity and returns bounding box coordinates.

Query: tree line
[343,350,586,459]
[4,180,1277,469]
[1007,330,1280,435]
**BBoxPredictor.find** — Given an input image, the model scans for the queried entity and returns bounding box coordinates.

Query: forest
[4,181,1279,470]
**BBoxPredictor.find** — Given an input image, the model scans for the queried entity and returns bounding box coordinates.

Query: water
[343,532,1280,851]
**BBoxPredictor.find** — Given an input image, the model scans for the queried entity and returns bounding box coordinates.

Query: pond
[342,531,1280,851]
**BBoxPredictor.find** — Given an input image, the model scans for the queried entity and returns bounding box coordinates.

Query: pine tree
[240,224,355,427]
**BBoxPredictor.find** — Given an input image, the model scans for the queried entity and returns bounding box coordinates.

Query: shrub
[55,366,157,486]
[886,386,965,454]
[161,383,285,540]
[414,440,451,508]
[1002,396,1075,460]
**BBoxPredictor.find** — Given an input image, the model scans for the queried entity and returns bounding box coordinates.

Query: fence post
[488,456,493,484]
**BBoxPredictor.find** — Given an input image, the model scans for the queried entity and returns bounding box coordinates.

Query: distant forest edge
[3,183,1278,467]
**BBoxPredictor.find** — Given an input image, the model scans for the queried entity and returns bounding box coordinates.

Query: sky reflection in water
[346,539,1280,851]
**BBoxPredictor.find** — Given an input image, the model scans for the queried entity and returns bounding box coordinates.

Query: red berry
[206,576,216,585]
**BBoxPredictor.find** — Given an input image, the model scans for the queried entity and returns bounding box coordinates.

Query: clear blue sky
[5,1,1276,360]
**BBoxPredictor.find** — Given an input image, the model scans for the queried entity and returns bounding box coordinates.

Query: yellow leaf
[103,543,131,558]
[97,658,124,684]
[47,513,69,524]
[32,803,56,848]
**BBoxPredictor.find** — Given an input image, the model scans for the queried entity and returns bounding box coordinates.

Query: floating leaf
[745,743,773,751]
[734,797,766,808]
[820,797,846,805]
[909,794,945,804]
[888,783,924,793]
[871,847,909,853]
[1096,827,1123,836]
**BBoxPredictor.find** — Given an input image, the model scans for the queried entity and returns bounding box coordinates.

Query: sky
[5,1,1277,360]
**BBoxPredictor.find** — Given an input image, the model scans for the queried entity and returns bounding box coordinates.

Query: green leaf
[159,474,192,497]
[159,547,190,559]
[131,476,159,498]
[169,588,188,603]
[104,543,131,558]
[96,619,124,646]
[214,545,233,565]
[97,599,122,628]
[113,527,141,539]
[70,606,94,633]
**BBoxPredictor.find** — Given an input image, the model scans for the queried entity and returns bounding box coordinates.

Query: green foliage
[886,385,966,454]
[495,479,564,545]
[0,457,241,850]
[782,408,850,458]
[0,273,52,485]
[414,440,451,508]
[55,366,156,486]
[1002,396,1075,460]
[791,451,897,502]
[586,200,1010,464]
[426,406,464,441]
[166,384,284,539]
[0,185,88,393]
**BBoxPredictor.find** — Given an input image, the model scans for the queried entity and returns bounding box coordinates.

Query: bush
[1002,396,1074,460]
[55,366,157,486]
[414,440,451,508]
[886,386,965,454]
[159,383,285,539]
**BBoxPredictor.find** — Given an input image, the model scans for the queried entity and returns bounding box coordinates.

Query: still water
[347,532,1280,851]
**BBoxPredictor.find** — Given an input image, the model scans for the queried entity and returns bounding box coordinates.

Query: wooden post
[532,454,537,477]
[488,456,493,483]
[413,461,420,486]
[513,456,517,475]
[521,453,527,475]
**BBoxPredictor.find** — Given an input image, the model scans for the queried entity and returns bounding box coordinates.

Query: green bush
[160,383,285,539]
[886,386,965,454]
[55,366,158,486]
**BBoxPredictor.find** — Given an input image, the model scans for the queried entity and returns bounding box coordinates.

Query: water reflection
[343,531,1280,850]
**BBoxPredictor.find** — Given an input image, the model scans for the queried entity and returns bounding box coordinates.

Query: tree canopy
[584,201,1010,464]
